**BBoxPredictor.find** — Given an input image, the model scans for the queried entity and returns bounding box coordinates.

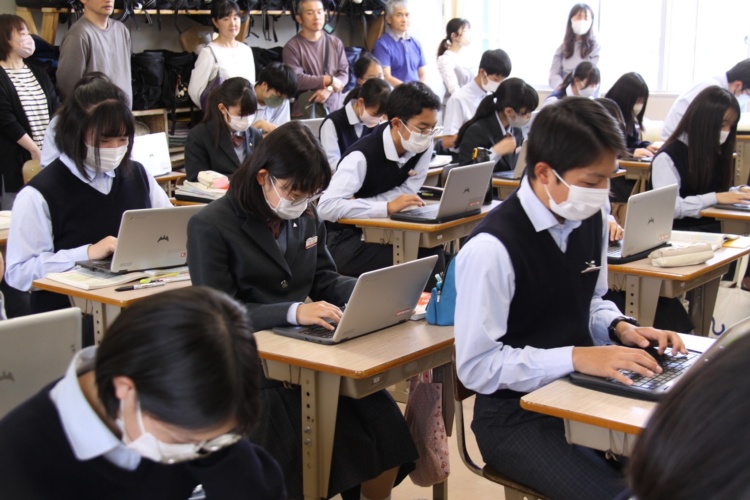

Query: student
[662,58,750,140]
[317,82,445,284]
[353,52,385,85]
[251,62,297,135]
[0,287,286,499]
[628,331,750,500]
[373,0,426,86]
[5,79,171,313]
[436,18,472,102]
[442,48,512,150]
[605,72,657,158]
[456,77,538,172]
[651,86,750,231]
[549,3,600,90]
[319,78,390,169]
[187,0,255,109]
[455,97,686,500]
[544,61,600,106]
[185,77,262,182]
[186,121,417,500]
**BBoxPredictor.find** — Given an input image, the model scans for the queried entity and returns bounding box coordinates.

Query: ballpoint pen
[115,282,166,292]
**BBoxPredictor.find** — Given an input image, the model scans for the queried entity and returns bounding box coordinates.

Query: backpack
[259,0,294,42]
[426,258,456,326]
[162,50,195,131]
[251,46,283,78]
[26,35,59,86]
[131,50,165,110]
[343,46,362,92]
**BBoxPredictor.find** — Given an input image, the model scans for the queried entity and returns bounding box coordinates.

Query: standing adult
[548,3,600,90]
[373,0,426,87]
[436,18,472,102]
[282,0,348,116]
[57,0,132,106]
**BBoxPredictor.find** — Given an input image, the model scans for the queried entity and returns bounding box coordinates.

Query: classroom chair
[22,159,41,184]
[451,349,549,500]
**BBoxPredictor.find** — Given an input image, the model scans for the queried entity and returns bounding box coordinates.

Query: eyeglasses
[403,121,443,138]
[271,177,323,207]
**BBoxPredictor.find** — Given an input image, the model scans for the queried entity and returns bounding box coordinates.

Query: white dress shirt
[442,79,486,137]
[317,125,433,221]
[254,100,291,128]
[454,177,621,395]
[319,101,364,170]
[5,154,172,291]
[436,50,473,99]
[661,74,728,140]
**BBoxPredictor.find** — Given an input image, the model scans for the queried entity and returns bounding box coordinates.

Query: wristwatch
[608,316,640,344]
[326,85,333,92]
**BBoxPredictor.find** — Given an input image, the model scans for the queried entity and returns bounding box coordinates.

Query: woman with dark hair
[185,77,262,181]
[544,60,600,105]
[188,0,255,109]
[187,121,418,500]
[650,86,750,231]
[5,79,171,313]
[0,14,58,209]
[605,72,657,158]
[321,78,391,169]
[0,286,286,499]
[353,52,385,86]
[456,77,539,171]
[549,3,600,90]
[436,18,472,101]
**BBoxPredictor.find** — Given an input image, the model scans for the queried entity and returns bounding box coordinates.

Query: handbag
[426,258,456,326]
[199,46,223,110]
[292,35,330,119]
[404,371,450,487]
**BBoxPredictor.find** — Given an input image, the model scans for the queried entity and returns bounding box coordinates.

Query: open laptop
[0,308,81,417]
[569,316,750,401]
[390,161,494,224]
[77,205,203,274]
[607,184,678,264]
[131,132,171,177]
[272,255,438,345]
[493,141,528,180]
[299,117,325,137]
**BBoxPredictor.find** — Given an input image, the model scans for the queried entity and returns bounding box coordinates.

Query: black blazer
[0,62,59,193]
[184,121,263,181]
[187,193,355,331]
[457,113,525,172]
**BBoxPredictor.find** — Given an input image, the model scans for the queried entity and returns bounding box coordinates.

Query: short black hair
[386,81,441,123]
[256,62,297,99]
[605,72,649,136]
[211,0,240,22]
[343,77,391,114]
[0,14,27,61]
[559,60,600,91]
[204,77,258,147]
[725,59,750,88]
[526,97,626,180]
[96,287,261,435]
[479,48,512,78]
[353,52,383,80]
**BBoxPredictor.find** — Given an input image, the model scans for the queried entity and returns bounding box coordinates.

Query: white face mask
[359,107,381,128]
[16,35,35,59]
[85,144,128,172]
[720,129,730,145]
[544,169,610,221]
[571,18,593,36]
[398,123,433,154]
[577,84,597,98]
[226,112,252,133]
[265,178,309,220]
[633,103,644,116]
[506,110,530,128]
[481,74,500,93]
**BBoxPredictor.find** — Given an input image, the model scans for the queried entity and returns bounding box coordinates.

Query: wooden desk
[700,206,750,235]
[520,335,713,456]
[608,239,750,335]
[491,177,520,200]
[338,201,499,264]
[31,278,191,343]
[0,228,8,248]
[617,159,651,193]
[255,322,454,500]
[154,171,186,197]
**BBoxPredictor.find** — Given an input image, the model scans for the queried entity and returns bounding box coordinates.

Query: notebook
[569,316,750,401]
[607,184,678,264]
[390,161,494,224]
[0,308,81,417]
[76,205,204,274]
[713,203,750,212]
[272,255,438,345]
[493,141,528,180]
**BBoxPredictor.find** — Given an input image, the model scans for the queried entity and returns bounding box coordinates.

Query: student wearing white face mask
[549,3,600,90]
[543,61,600,106]
[184,77,262,182]
[455,97,686,500]
[5,80,171,314]
[456,77,538,172]
[605,72,657,159]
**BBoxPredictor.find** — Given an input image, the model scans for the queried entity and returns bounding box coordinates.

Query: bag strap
[323,33,330,77]
[206,45,220,80]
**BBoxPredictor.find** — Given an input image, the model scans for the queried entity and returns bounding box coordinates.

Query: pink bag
[404,371,450,486]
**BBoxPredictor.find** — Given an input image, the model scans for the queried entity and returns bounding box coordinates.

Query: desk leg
[81,300,121,344]
[688,278,721,337]
[391,230,421,264]
[300,368,340,500]
[623,275,660,326]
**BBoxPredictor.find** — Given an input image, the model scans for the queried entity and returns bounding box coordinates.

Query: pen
[115,282,166,292]
[140,272,180,284]
[140,274,190,284]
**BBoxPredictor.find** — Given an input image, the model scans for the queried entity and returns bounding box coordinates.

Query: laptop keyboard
[405,205,439,217]
[299,325,337,339]
[615,349,699,388]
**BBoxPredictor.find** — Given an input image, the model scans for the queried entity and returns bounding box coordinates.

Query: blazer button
[280,280,289,289]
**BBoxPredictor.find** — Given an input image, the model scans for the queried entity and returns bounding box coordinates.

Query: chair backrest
[22,160,41,184]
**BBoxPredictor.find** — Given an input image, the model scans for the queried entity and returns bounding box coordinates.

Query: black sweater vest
[322,105,373,166]
[468,192,601,398]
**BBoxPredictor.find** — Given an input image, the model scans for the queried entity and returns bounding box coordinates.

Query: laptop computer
[272,255,438,345]
[607,184,678,264]
[0,308,81,417]
[493,141,528,180]
[390,161,494,224]
[299,117,325,137]
[131,132,171,177]
[569,316,750,401]
[77,205,204,274]
[713,203,750,212]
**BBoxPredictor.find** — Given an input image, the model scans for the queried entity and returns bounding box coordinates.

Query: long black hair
[343,77,391,114]
[557,60,600,92]
[204,77,258,147]
[605,72,649,138]
[562,3,596,59]
[437,18,470,57]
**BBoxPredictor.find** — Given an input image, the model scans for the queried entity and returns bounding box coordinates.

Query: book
[46,268,148,290]
[0,211,11,231]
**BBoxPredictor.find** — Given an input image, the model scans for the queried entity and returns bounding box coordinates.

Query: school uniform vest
[322,106,373,160]
[468,192,601,399]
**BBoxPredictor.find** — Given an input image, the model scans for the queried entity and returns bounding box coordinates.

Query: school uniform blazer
[184,121,263,181]
[187,193,355,332]
[457,113,524,172]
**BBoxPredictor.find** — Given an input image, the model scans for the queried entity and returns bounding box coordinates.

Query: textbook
[0,211,11,230]
[46,268,148,290]
[174,181,227,201]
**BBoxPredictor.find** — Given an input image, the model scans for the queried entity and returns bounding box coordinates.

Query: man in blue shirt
[373,0,426,86]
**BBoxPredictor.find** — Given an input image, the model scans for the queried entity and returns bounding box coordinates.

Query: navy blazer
[457,113,525,172]
[184,121,263,181]
[187,193,355,331]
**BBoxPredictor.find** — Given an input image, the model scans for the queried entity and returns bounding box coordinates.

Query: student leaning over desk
[549,3,600,90]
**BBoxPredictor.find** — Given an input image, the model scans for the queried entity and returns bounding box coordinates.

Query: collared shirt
[662,74,729,140]
[491,112,515,162]
[317,124,433,221]
[49,346,143,471]
[5,154,172,291]
[454,177,621,395]
[373,26,426,84]
[254,100,291,128]
[443,79,487,137]
[319,101,364,169]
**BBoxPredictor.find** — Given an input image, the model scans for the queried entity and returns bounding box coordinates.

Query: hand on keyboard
[296,301,344,331]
